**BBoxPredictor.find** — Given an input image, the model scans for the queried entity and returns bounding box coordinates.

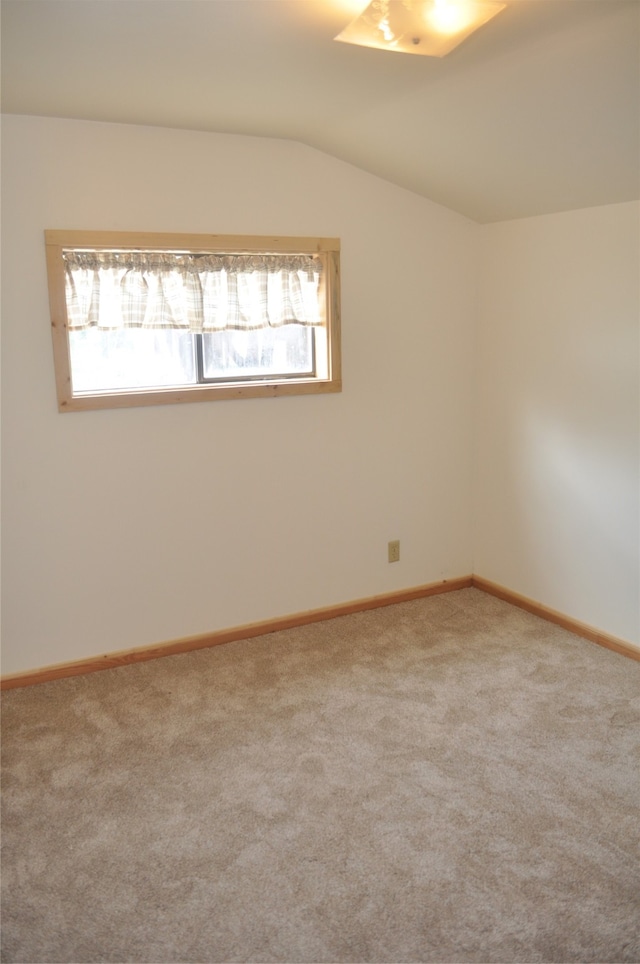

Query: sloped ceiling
[1,0,638,222]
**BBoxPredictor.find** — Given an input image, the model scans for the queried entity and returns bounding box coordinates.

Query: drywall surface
[1,115,476,675]
[475,202,640,647]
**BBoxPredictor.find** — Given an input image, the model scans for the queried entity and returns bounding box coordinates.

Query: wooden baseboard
[1,576,473,690]
[3,574,637,689]
[471,576,640,662]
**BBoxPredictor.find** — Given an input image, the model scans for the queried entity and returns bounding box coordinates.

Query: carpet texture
[1,588,639,963]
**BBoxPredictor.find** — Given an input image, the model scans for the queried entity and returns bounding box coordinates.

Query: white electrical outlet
[388,540,400,563]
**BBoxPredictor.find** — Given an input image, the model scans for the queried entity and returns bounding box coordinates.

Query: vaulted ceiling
[2,0,638,222]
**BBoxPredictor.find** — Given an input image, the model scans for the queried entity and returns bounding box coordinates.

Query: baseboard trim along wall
[472,576,640,663]
[2,573,638,689]
[1,576,473,690]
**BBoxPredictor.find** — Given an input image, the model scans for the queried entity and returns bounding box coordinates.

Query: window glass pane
[69,328,197,392]
[202,326,314,380]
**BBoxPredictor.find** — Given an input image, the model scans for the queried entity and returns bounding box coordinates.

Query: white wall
[1,115,477,675]
[475,202,640,647]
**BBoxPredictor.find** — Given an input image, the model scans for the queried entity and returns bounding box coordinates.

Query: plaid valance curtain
[63,250,323,332]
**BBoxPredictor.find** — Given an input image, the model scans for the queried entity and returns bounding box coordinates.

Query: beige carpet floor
[1,588,639,963]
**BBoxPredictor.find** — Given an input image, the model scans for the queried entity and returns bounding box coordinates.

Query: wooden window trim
[45,231,342,412]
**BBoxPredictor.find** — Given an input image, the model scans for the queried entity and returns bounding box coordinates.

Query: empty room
[1,1,638,961]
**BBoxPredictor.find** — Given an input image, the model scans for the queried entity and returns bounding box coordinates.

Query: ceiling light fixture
[334,0,506,57]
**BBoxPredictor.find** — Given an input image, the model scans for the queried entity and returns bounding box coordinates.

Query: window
[45,231,341,411]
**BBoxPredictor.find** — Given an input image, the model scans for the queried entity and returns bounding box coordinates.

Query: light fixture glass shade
[334,0,506,57]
